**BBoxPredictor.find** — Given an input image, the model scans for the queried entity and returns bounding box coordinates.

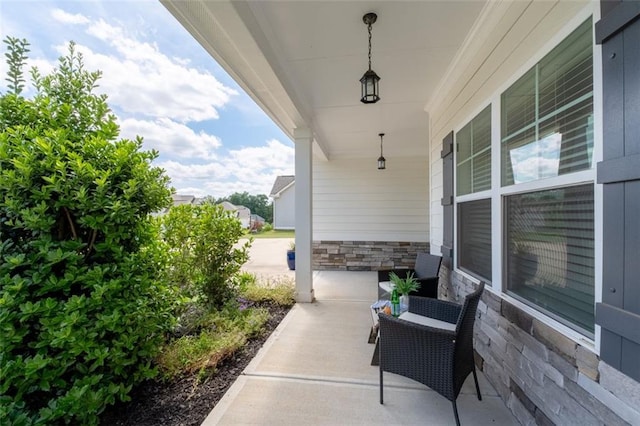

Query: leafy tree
[0,38,176,424]
[216,191,273,224]
[162,203,250,307]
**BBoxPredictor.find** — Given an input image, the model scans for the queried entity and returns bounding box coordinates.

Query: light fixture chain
[360,12,380,104]
[368,23,373,70]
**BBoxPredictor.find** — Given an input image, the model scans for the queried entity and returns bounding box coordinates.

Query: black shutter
[595,1,640,382]
[441,131,454,269]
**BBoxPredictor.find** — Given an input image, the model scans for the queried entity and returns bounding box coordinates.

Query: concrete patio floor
[202,270,518,425]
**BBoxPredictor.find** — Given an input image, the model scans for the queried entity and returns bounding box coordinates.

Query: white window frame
[456,105,492,196]
[453,6,602,350]
[455,105,493,282]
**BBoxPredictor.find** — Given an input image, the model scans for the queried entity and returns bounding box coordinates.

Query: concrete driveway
[239,237,295,280]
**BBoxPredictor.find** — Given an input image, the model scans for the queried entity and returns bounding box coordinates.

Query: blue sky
[0,0,294,198]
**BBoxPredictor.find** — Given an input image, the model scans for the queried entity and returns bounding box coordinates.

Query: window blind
[501,18,593,186]
[458,199,492,280]
[505,184,594,336]
[457,105,491,195]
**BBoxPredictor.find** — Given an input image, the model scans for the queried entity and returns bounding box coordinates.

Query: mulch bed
[99,302,291,426]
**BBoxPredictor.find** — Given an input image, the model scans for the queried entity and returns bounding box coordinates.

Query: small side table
[369,298,409,366]
[369,300,391,366]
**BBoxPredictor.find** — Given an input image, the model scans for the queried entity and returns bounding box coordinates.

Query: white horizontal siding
[274,185,295,229]
[430,1,591,138]
[313,157,429,242]
[428,0,592,257]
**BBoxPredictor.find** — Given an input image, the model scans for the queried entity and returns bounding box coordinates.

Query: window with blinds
[501,18,593,186]
[505,184,594,336]
[457,105,491,196]
[452,17,596,338]
[458,199,491,281]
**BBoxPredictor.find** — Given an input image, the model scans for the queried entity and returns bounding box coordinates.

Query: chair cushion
[398,311,456,332]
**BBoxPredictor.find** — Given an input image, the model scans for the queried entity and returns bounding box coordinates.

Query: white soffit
[161,0,488,160]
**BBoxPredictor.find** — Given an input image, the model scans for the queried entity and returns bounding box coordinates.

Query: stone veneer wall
[312,241,429,271]
[444,268,640,426]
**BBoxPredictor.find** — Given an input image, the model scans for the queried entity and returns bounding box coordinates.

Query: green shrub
[0,38,176,425]
[232,271,258,293]
[162,203,251,307]
[261,223,273,232]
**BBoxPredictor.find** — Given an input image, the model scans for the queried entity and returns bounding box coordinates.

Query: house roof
[270,175,295,197]
[172,194,196,205]
[219,201,250,213]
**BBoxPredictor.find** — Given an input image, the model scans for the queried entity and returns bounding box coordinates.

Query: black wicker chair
[378,282,485,426]
[377,252,442,299]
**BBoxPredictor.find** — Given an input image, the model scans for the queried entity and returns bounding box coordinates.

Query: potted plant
[286,241,295,270]
[389,272,421,309]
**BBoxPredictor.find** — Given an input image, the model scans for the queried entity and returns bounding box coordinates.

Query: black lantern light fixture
[360,12,380,104]
[377,133,386,170]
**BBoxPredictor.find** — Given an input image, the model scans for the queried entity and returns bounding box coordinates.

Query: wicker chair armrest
[379,312,457,335]
[415,276,439,286]
[408,296,461,324]
[378,313,457,359]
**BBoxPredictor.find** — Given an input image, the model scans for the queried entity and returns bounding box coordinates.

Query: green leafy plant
[157,307,269,378]
[161,203,251,307]
[158,273,293,379]
[389,272,421,296]
[0,37,176,425]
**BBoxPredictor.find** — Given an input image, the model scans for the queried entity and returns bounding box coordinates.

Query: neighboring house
[269,175,295,230]
[171,194,197,206]
[154,194,201,216]
[163,2,640,425]
[219,201,251,229]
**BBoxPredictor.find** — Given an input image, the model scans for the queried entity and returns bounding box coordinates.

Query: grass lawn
[246,230,295,239]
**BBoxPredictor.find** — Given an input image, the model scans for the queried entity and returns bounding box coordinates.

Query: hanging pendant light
[360,12,380,104]
[378,133,386,170]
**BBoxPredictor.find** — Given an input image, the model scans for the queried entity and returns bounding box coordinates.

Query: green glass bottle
[391,288,400,317]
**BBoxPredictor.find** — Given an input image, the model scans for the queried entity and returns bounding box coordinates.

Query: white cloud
[1,3,290,198]
[228,139,295,171]
[46,14,237,123]
[156,139,294,197]
[51,9,90,25]
[119,117,221,160]
[156,160,230,180]
[510,133,561,183]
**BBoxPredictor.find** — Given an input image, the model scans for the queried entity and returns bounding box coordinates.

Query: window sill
[452,267,597,354]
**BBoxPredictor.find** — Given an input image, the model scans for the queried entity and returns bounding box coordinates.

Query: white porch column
[294,127,314,302]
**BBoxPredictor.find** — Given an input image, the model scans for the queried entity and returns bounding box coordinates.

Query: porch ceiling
[161,0,487,160]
